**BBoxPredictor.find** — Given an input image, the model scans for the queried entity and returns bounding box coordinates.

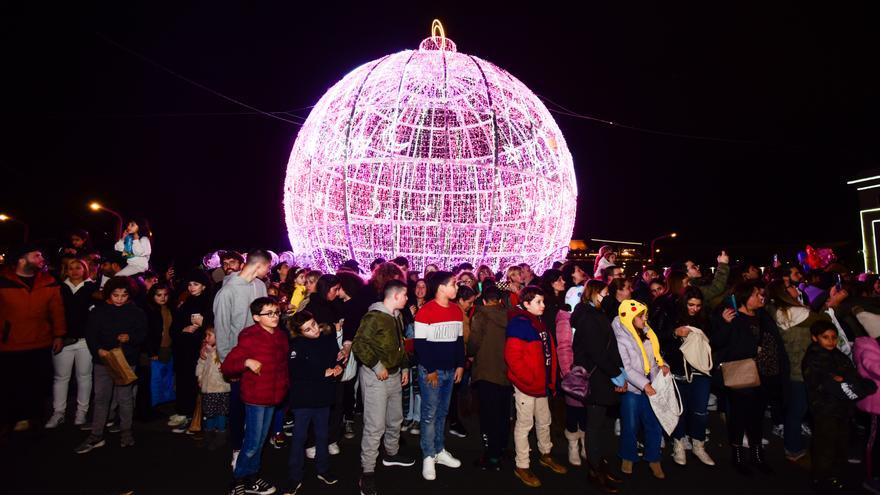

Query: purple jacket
[855,336,880,415]
[612,317,659,395]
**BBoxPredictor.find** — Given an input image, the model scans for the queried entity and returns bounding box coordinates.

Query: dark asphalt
[0,401,865,495]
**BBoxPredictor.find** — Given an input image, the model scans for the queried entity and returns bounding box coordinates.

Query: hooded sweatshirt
[352,301,409,375]
[213,275,267,360]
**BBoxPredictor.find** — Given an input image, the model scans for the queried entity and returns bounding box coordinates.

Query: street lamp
[650,232,678,263]
[89,202,124,239]
[0,213,29,242]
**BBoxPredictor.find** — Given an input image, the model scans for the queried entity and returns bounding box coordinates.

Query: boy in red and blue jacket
[221,297,289,495]
[504,286,566,488]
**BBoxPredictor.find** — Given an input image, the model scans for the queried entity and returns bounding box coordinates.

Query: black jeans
[174,351,198,417]
[726,386,764,446]
[585,404,611,465]
[812,414,849,480]
[0,348,52,425]
[476,380,512,459]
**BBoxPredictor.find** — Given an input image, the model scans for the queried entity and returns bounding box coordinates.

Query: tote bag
[647,370,682,436]
[150,357,176,407]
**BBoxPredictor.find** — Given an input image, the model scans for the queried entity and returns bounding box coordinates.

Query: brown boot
[588,464,620,494]
[649,461,665,479]
[621,459,633,475]
[514,467,542,487]
[539,454,568,474]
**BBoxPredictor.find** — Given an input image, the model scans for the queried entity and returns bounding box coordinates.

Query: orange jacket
[0,268,67,352]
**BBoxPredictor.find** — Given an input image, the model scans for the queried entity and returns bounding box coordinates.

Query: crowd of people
[5,224,880,495]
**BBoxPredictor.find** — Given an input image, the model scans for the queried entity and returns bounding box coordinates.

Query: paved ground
[0,402,867,495]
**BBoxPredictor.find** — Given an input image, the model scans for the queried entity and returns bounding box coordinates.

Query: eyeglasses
[258,310,282,317]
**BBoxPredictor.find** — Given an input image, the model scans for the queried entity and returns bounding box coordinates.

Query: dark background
[1,3,878,269]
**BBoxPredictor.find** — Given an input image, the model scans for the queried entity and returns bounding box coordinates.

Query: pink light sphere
[283,28,577,273]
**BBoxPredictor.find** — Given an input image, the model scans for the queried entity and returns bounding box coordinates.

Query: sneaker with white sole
[167,415,187,427]
[74,435,106,454]
[382,452,416,467]
[409,423,420,435]
[422,456,436,480]
[305,446,316,459]
[434,449,461,468]
[328,442,340,455]
[172,419,191,433]
[317,472,338,485]
[245,478,276,495]
[45,413,65,429]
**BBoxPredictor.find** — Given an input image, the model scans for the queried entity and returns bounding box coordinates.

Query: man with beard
[0,244,67,443]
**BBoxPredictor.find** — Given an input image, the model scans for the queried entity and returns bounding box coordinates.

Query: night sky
[2,3,878,269]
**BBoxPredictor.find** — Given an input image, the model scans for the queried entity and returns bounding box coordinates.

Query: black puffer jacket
[571,302,623,406]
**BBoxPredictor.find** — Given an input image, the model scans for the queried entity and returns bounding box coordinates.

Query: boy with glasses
[221,297,289,495]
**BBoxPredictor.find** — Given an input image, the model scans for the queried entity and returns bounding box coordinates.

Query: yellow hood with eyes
[617,299,664,375]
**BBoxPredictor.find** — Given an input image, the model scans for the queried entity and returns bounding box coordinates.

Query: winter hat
[617,299,665,375]
[9,242,43,263]
[184,269,211,288]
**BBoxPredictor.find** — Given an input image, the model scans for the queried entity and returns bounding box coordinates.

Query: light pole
[0,213,30,242]
[649,232,677,264]
[89,202,124,239]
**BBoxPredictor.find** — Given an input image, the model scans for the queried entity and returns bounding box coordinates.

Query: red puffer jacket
[0,268,66,352]
[221,324,289,406]
[504,307,557,398]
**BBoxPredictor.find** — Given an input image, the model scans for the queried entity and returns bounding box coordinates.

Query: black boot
[599,458,623,484]
[731,446,752,476]
[750,445,774,475]
[587,462,620,494]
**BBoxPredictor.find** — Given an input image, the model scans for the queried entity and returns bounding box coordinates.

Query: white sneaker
[672,439,686,466]
[231,450,240,470]
[422,456,436,480]
[74,412,88,426]
[692,440,716,466]
[434,449,461,468]
[45,413,65,429]
[167,415,187,427]
[328,442,340,455]
[306,446,316,459]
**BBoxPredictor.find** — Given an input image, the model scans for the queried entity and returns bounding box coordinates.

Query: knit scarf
[617,299,664,375]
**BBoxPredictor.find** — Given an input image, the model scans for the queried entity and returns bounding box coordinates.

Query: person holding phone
[170,270,215,433]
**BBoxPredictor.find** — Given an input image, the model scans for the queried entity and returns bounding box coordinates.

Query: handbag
[561,366,593,401]
[679,327,713,382]
[720,358,761,389]
[102,347,138,386]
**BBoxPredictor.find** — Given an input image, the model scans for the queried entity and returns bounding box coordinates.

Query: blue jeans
[418,366,454,457]
[288,407,330,485]
[672,374,711,441]
[233,404,275,480]
[784,380,808,455]
[619,392,662,462]
[205,415,227,431]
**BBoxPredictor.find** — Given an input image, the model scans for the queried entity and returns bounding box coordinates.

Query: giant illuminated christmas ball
[283,22,577,273]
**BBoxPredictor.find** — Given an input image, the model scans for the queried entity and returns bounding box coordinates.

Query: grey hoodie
[213,274,268,360]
